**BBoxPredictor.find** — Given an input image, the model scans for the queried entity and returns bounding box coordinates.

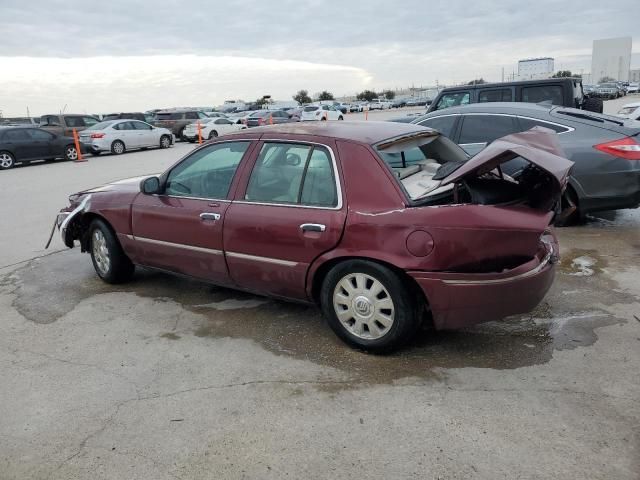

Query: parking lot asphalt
[1,99,639,479]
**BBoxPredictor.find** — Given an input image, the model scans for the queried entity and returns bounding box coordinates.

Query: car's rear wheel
[111,140,125,155]
[338,116,344,120]
[64,144,79,161]
[320,260,421,353]
[0,151,15,170]
[89,219,134,284]
[178,127,186,141]
[208,130,218,140]
[160,135,171,149]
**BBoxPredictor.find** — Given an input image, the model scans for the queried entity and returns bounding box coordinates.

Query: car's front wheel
[0,151,15,170]
[89,219,135,284]
[208,130,218,140]
[320,260,421,353]
[338,116,344,120]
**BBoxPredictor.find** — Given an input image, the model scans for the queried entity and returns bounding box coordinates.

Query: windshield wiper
[556,110,624,126]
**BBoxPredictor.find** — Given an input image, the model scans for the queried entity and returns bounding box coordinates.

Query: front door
[224,140,346,300]
[131,140,254,284]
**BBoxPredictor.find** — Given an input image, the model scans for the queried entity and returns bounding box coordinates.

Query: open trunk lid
[439,127,574,210]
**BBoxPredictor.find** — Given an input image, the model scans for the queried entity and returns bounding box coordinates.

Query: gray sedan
[79,120,174,155]
[403,103,640,222]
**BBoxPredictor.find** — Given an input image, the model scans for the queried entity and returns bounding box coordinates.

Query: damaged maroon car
[53,122,572,352]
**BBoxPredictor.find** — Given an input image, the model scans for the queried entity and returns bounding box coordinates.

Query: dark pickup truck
[428,78,603,114]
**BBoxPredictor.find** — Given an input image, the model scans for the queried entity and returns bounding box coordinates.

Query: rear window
[304,106,319,112]
[103,114,120,120]
[85,121,116,130]
[156,113,182,120]
[521,85,563,105]
[517,117,571,134]
[478,89,512,102]
[251,111,271,117]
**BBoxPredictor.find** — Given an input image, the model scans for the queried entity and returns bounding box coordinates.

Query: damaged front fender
[52,195,92,249]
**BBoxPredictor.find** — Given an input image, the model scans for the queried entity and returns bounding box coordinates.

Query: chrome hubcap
[114,142,124,153]
[92,229,110,275]
[66,147,78,160]
[0,153,13,168]
[161,137,170,147]
[333,273,395,340]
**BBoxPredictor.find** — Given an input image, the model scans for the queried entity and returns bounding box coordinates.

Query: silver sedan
[79,120,174,155]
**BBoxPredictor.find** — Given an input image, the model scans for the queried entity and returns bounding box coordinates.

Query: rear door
[131,140,254,283]
[457,114,520,155]
[224,139,346,299]
[26,128,56,158]
[113,121,138,148]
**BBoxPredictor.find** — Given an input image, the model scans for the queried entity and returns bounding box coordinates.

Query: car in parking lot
[183,117,245,141]
[300,104,344,121]
[153,109,209,141]
[616,102,640,121]
[39,114,101,137]
[409,102,640,222]
[0,126,86,169]
[55,121,572,352]
[429,78,603,113]
[78,120,173,155]
[349,103,364,113]
[595,83,620,99]
[245,110,296,127]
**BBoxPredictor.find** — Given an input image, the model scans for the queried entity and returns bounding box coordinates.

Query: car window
[478,89,512,102]
[517,117,571,134]
[459,115,518,144]
[245,143,337,206]
[185,112,199,120]
[118,121,135,130]
[521,85,563,105]
[299,147,337,207]
[41,115,60,126]
[28,129,55,141]
[64,116,85,127]
[197,112,208,119]
[3,129,31,141]
[82,116,99,126]
[303,106,318,112]
[418,115,458,138]
[131,121,152,130]
[435,92,470,110]
[322,106,329,111]
[214,119,231,124]
[165,141,250,199]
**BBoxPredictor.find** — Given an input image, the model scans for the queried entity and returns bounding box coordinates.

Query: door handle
[300,223,326,232]
[200,212,221,221]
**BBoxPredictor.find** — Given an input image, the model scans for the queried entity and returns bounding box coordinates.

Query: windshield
[85,121,116,130]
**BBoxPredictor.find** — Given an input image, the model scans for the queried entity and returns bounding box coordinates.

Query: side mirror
[140,176,161,194]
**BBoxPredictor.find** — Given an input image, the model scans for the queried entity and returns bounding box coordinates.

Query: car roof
[223,120,430,145]
[423,102,555,116]
[438,77,579,92]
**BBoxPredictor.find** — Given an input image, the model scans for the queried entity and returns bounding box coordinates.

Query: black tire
[160,135,171,149]
[0,151,15,170]
[91,151,101,156]
[178,127,186,141]
[338,116,344,120]
[582,97,603,113]
[88,219,134,284]
[208,130,218,140]
[555,186,582,226]
[64,144,79,161]
[111,140,125,155]
[320,260,422,353]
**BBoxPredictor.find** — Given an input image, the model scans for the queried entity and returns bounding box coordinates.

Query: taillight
[90,133,105,138]
[594,137,640,160]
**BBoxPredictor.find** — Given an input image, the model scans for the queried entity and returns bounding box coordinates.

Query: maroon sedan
[54,122,572,352]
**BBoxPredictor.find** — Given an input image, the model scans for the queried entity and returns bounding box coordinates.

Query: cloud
[0,0,637,115]
[0,55,371,115]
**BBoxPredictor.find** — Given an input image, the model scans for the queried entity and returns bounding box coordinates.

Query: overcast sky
[0,0,637,116]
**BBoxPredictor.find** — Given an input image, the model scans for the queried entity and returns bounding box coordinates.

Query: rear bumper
[409,236,558,330]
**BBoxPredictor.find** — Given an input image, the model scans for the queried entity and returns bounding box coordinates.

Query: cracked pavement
[0,137,639,479]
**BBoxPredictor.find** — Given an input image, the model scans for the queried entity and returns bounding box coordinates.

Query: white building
[518,57,554,80]
[591,37,632,82]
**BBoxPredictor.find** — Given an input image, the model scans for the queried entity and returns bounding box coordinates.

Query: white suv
[300,104,344,121]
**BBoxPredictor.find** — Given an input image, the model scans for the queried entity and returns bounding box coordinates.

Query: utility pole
[502,67,504,82]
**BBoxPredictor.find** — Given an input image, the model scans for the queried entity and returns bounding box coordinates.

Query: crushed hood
[440,127,574,194]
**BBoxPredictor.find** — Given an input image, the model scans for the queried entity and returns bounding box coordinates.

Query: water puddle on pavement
[2,249,629,385]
